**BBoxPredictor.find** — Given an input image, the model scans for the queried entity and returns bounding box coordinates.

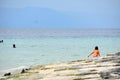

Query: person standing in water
[13,44,16,48]
[88,46,100,57]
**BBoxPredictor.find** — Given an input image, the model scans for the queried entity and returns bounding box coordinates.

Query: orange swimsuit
[93,50,99,57]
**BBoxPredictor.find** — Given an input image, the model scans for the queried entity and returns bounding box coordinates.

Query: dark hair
[95,46,98,50]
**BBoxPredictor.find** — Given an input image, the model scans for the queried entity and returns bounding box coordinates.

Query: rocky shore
[0,52,120,80]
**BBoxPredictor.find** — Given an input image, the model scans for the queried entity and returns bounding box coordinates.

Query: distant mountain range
[0,7,119,28]
[0,7,76,27]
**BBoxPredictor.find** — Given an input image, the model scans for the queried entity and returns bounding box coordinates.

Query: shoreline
[0,66,30,79]
[0,52,120,80]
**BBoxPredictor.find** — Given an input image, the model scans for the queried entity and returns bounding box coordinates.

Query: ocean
[0,28,120,70]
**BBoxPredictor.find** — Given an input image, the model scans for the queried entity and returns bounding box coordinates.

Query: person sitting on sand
[88,46,100,57]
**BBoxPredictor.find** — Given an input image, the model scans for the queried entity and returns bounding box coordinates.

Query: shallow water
[0,28,120,70]
[0,37,120,70]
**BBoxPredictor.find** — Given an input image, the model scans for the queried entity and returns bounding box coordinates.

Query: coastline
[0,52,120,80]
[0,37,120,71]
[0,66,29,79]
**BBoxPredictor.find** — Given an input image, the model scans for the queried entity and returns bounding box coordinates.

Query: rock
[25,68,29,71]
[21,68,30,73]
[21,69,25,73]
[109,68,120,79]
[106,54,115,56]
[115,52,120,56]
[100,68,120,79]
[100,72,110,79]
[111,68,120,75]
[4,72,11,76]
[107,52,120,56]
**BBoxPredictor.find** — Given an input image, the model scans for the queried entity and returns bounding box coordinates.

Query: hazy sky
[0,0,120,28]
[1,0,120,13]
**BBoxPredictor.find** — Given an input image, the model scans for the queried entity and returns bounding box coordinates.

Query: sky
[0,0,120,28]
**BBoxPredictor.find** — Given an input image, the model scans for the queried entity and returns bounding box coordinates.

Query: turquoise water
[0,37,120,70]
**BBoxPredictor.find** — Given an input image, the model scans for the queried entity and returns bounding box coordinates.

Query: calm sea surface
[0,28,120,70]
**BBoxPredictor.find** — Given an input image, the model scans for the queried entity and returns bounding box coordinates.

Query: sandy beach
[0,52,120,80]
[0,0,120,80]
